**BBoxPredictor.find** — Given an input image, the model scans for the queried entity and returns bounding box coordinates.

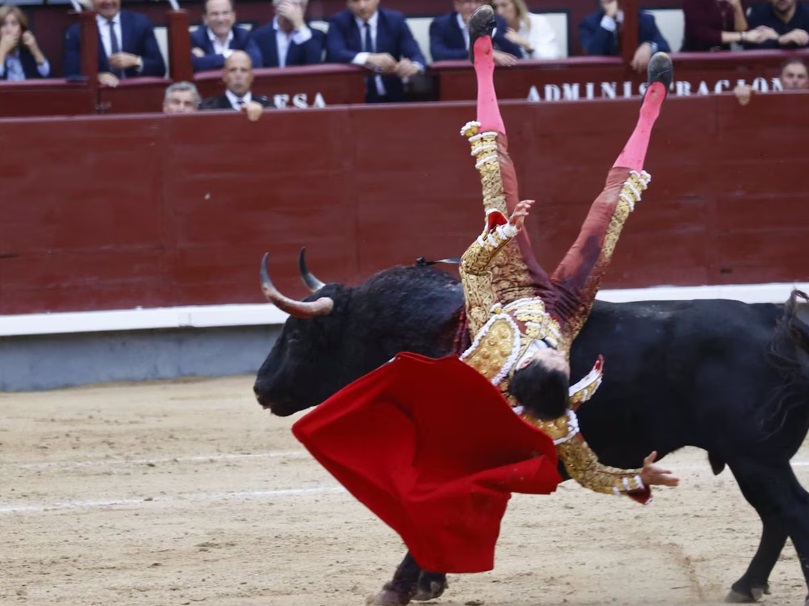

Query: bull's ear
[299,247,326,293]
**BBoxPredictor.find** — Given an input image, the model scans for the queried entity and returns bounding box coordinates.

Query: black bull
[254,261,809,605]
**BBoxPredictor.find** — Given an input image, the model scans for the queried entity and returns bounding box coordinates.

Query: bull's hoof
[725,586,765,603]
[367,587,412,606]
[412,578,448,601]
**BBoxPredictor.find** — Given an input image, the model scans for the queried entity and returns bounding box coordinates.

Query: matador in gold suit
[291,6,679,577]
[457,7,678,505]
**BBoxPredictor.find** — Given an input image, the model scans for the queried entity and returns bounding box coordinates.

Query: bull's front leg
[370,552,449,605]
[370,552,422,605]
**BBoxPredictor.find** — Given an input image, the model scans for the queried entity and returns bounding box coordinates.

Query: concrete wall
[0,325,279,392]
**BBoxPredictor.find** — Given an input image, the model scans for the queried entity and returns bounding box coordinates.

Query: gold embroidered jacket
[457,120,652,503]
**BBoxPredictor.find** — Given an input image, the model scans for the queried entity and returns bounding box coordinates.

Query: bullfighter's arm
[527,411,651,504]
[460,210,520,335]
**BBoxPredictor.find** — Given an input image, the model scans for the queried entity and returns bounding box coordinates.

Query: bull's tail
[763,290,809,433]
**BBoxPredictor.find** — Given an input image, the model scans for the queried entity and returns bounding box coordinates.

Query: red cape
[292,352,561,573]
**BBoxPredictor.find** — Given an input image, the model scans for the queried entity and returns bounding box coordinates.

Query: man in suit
[191,0,262,73]
[250,0,324,68]
[200,50,272,120]
[579,0,670,73]
[64,0,165,86]
[326,0,427,103]
[430,0,522,66]
[163,81,200,114]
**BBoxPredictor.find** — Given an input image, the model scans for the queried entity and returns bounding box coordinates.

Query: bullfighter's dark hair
[509,360,569,420]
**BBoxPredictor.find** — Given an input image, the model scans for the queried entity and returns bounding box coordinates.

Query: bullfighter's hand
[98,72,120,87]
[509,199,535,232]
[640,451,680,487]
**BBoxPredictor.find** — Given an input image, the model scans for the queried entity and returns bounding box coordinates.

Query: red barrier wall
[0,91,806,315]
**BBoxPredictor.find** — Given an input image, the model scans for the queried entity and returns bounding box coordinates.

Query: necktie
[363,21,375,98]
[107,19,124,79]
[236,97,245,109]
[362,21,373,53]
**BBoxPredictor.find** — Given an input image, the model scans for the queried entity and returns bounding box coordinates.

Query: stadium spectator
[191,0,262,73]
[682,0,777,51]
[430,0,521,66]
[745,0,809,49]
[200,50,271,121]
[579,0,669,73]
[326,0,426,103]
[250,0,324,67]
[492,0,561,59]
[64,0,165,86]
[163,81,200,113]
[0,4,49,80]
[734,56,809,104]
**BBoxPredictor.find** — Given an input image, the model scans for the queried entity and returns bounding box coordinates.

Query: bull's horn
[298,247,326,293]
[260,252,334,318]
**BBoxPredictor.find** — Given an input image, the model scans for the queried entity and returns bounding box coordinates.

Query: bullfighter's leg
[549,53,671,342]
[465,4,552,299]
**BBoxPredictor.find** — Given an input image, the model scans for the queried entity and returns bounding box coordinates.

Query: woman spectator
[493,0,561,59]
[682,0,777,51]
[0,4,49,80]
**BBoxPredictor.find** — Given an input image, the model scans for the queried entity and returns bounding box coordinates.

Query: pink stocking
[473,36,504,135]
[612,81,666,170]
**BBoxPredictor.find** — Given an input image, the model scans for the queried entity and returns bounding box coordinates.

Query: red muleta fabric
[292,352,562,573]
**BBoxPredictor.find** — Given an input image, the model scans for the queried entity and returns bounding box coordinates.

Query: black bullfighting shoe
[647,51,673,94]
[468,4,496,63]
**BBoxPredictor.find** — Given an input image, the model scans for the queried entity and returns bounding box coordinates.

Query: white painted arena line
[9,450,309,470]
[4,456,809,516]
[0,486,347,515]
[11,450,809,472]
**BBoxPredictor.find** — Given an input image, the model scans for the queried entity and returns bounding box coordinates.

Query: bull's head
[253,250,352,416]
[254,250,466,417]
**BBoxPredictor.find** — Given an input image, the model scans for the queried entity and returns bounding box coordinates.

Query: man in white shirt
[190,0,263,73]
[325,0,427,102]
[250,0,325,68]
[64,0,166,86]
[199,50,272,121]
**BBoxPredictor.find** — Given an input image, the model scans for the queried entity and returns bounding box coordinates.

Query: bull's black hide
[254,263,809,605]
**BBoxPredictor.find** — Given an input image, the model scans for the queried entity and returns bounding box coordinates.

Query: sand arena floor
[2,376,808,606]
